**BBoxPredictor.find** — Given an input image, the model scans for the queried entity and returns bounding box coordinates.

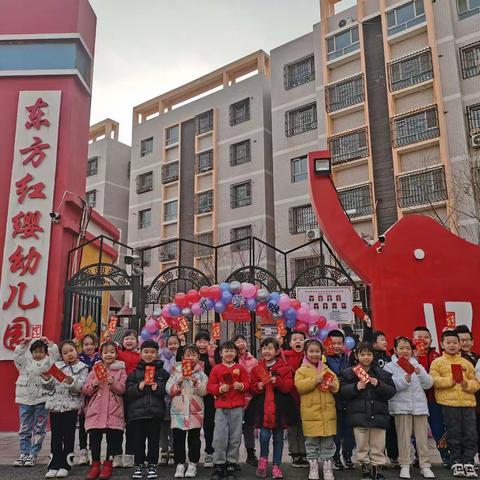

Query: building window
[230,225,252,252]
[195,231,214,257]
[284,54,315,90]
[325,74,364,112]
[86,190,96,208]
[165,125,179,146]
[196,150,213,173]
[387,0,425,36]
[388,48,433,91]
[457,0,480,19]
[230,139,251,166]
[138,208,151,229]
[291,155,308,183]
[196,109,213,135]
[285,103,317,137]
[328,127,369,165]
[195,190,214,214]
[327,26,359,61]
[161,161,179,184]
[139,248,151,267]
[87,157,98,176]
[136,171,153,194]
[230,98,250,126]
[460,41,480,79]
[159,242,177,262]
[163,200,178,222]
[289,204,318,234]
[230,181,252,209]
[338,184,373,217]
[140,137,153,157]
[293,256,319,277]
[391,105,439,147]
[397,166,448,208]
[466,103,480,135]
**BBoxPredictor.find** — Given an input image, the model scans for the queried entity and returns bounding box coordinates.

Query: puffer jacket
[82,360,127,431]
[339,364,396,429]
[430,352,480,407]
[295,360,338,437]
[14,341,60,406]
[42,360,89,412]
[384,355,433,415]
[79,351,102,371]
[166,362,208,430]
[416,347,440,402]
[238,352,258,404]
[126,359,170,422]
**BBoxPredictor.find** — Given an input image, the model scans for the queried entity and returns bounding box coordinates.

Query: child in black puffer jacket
[340,342,396,480]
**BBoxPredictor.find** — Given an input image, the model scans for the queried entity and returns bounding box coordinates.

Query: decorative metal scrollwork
[225,266,283,293]
[66,263,132,290]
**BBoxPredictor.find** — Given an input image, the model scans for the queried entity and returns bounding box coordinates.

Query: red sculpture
[308,151,480,347]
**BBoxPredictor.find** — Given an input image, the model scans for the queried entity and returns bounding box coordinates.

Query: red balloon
[291,299,301,310]
[174,292,188,308]
[199,286,210,298]
[256,304,268,316]
[186,289,200,304]
[296,321,308,333]
[209,285,222,301]
[316,316,327,329]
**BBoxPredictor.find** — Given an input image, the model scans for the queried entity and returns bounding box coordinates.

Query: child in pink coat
[82,341,127,480]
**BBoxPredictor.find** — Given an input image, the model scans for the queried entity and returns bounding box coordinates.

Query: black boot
[371,465,385,480]
[344,455,355,469]
[225,463,236,480]
[361,463,372,480]
[246,448,258,467]
[333,452,344,470]
[211,464,225,480]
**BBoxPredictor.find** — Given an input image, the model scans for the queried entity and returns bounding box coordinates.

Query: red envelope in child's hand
[323,336,335,356]
[352,305,366,319]
[48,364,67,383]
[276,320,287,337]
[158,316,169,331]
[211,322,221,341]
[182,359,194,377]
[93,362,108,382]
[222,372,234,385]
[352,364,371,384]
[108,316,118,334]
[319,371,335,392]
[144,365,156,385]
[72,323,84,340]
[413,338,427,356]
[397,356,415,375]
[451,364,463,384]
[446,311,456,329]
[178,317,190,333]
[31,325,42,339]
[253,365,271,385]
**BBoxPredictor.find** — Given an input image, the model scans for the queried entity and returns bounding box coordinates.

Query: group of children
[12,322,480,480]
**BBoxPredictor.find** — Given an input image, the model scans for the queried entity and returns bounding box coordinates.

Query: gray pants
[305,436,336,462]
[288,422,306,455]
[213,407,243,465]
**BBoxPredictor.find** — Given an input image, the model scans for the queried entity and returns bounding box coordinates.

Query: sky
[88,0,356,144]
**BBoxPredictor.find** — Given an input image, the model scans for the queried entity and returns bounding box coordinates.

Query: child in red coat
[245,337,298,479]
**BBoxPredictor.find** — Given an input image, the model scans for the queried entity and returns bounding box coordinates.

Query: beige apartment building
[271,0,480,283]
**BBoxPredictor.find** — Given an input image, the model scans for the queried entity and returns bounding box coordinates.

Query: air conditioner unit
[470,132,480,149]
[338,16,355,28]
[306,228,321,240]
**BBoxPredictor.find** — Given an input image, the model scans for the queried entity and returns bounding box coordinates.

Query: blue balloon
[140,329,151,340]
[204,298,215,310]
[245,298,257,311]
[319,328,329,340]
[345,336,356,350]
[269,292,281,302]
[267,300,280,314]
[169,304,182,317]
[285,317,296,329]
[214,301,226,313]
[221,290,233,305]
[220,282,230,291]
[284,307,297,322]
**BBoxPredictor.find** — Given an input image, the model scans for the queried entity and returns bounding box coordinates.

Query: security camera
[378,234,386,243]
[124,254,140,265]
[49,212,61,223]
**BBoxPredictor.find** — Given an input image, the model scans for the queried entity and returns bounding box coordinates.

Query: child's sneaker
[23,455,36,467]
[420,467,435,478]
[45,470,58,478]
[290,454,302,468]
[56,468,69,478]
[168,450,175,466]
[159,450,169,466]
[361,464,372,480]
[452,464,466,478]
[372,466,385,480]
[123,454,135,468]
[256,457,268,478]
[308,459,319,480]
[332,453,344,470]
[344,457,355,470]
[132,464,145,479]
[225,464,236,480]
[77,449,89,466]
[271,465,283,479]
[204,454,214,468]
[211,464,225,480]
[14,453,27,466]
[146,464,158,480]
[464,465,477,478]
[246,449,258,467]
[112,455,123,468]
[185,463,198,478]
[299,456,310,468]
[175,464,185,478]
[400,466,411,479]
[323,459,335,480]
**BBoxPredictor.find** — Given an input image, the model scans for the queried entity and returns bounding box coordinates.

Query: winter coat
[245,358,297,429]
[117,348,140,375]
[339,364,396,429]
[79,351,102,371]
[238,352,258,405]
[384,355,432,416]
[42,360,89,412]
[430,352,480,407]
[14,341,60,406]
[416,347,440,403]
[295,361,338,437]
[166,362,208,430]
[326,352,352,410]
[284,349,304,372]
[159,347,179,374]
[207,362,249,409]
[82,360,127,431]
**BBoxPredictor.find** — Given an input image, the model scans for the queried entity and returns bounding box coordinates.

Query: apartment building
[270,0,480,283]
[127,51,275,283]
[87,119,131,250]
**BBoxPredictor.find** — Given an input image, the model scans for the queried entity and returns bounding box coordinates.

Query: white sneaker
[123,454,135,468]
[185,463,197,478]
[175,464,185,478]
[14,453,27,466]
[76,449,89,466]
[56,469,69,477]
[112,455,123,468]
[24,454,36,467]
[308,459,319,480]
[203,454,213,468]
[465,465,478,478]
[420,467,435,478]
[45,470,58,478]
[323,459,335,480]
[400,465,411,479]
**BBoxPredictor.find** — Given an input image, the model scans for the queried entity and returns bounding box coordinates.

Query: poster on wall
[296,286,354,324]
[0,91,61,360]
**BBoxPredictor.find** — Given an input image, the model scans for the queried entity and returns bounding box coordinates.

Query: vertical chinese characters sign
[0,91,61,360]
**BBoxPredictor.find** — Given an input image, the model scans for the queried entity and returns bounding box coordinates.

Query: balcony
[161,161,179,184]
[325,74,364,113]
[328,127,369,165]
[195,190,214,214]
[391,105,440,148]
[388,48,433,92]
[397,166,447,208]
[338,183,373,218]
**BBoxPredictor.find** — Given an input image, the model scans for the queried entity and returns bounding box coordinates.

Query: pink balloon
[145,318,159,334]
[191,302,203,316]
[300,302,311,310]
[296,307,310,322]
[162,304,172,319]
[241,283,257,299]
[278,294,291,312]
[326,319,339,331]
[307,309,321,325]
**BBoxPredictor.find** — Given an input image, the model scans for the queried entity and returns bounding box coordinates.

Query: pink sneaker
[272,465,283,479]
[256,457,268,478]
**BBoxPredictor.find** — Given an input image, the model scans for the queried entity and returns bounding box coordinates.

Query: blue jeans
[260,428,284,466]
[19,403,48,457]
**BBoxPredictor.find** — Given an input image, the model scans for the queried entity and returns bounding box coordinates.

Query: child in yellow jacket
[295,339,338,480]
[430,330,480,478]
